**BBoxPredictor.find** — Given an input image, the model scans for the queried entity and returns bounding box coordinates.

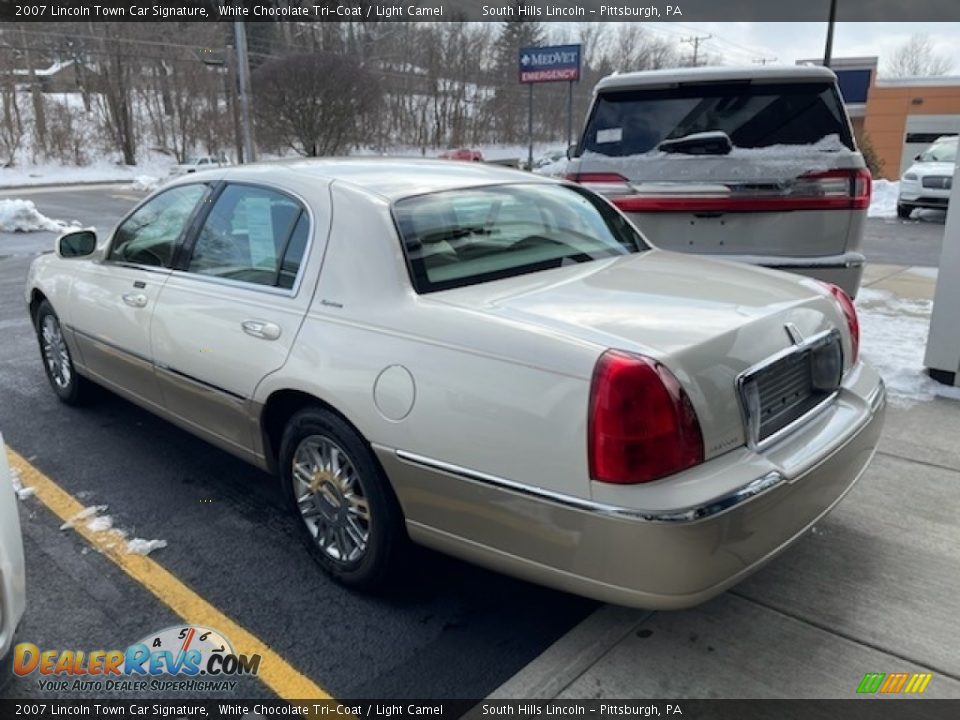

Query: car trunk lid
[434,250,849,459]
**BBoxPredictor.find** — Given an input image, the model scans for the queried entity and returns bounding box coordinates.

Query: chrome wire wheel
[292,434,371,565]
[41,314,72,389]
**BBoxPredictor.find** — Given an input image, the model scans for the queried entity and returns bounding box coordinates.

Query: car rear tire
[34,300,89,405]
[279,407,408,590]
[897,203,913,219]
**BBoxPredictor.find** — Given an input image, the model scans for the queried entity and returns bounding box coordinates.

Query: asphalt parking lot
[1,184,957,702]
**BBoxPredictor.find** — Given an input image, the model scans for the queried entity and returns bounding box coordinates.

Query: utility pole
[233,20,256,163]
[682,34,712,67]
[823,0,838,67]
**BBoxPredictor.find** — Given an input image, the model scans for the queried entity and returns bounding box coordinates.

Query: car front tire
[279,407,408,590]
[34,300,89,405]
[897,203,913,219]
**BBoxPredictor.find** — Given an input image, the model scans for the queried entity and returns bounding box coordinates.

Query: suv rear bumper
[713,252,864,297]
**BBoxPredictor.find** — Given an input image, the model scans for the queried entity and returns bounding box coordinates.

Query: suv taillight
[822,282,860,364]
[564,171,632,194]
[798,168,872,210]
[588,351,704,484]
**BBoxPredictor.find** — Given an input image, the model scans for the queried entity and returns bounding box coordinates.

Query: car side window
[186,184,308,289]
[109,184,207,268]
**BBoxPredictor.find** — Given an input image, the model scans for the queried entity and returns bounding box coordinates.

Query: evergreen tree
[491,4,545,143]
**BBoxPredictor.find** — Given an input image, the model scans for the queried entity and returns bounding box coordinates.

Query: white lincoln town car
[25,160,885,609]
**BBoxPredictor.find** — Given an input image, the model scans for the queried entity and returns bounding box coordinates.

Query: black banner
[1,0,960,22]
[1,700,960,720]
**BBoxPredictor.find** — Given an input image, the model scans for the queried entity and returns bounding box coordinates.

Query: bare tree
[252,52,380,156]
[885,34,953,78]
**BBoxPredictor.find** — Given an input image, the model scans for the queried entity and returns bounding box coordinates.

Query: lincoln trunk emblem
[785,323,805,346]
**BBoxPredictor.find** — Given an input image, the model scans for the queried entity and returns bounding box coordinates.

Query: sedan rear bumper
[378,371,885,610]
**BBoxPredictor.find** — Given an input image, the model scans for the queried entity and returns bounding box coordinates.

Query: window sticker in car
[243,197,276,269]
[596,127,623,144]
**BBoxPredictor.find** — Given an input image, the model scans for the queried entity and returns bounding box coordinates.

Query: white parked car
[25,160,885,608]
[565,65,871,297]
[168,154,231,177]
[0,433,26,687]
[898,135,956,219]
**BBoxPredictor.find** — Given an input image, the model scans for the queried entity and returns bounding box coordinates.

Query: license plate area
[739,330,843,449]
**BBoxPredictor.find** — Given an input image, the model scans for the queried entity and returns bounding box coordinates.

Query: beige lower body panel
[376,401,884,610]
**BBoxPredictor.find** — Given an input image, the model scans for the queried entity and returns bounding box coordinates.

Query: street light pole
[233,20,256,163]
[823,0,838,67]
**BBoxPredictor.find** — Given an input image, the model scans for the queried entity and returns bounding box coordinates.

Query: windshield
[393,184,648,293]
[580,81,853,157]
[919,139,957,163]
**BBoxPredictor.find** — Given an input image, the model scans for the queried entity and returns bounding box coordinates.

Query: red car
[438,148,483,162]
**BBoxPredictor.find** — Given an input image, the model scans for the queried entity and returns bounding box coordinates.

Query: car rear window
[393,184,647,293]
[580,81,854,157]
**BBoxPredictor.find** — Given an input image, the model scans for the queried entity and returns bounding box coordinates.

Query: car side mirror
[914,154,922,161]
[566,144,578,160]
[57,229,97,258]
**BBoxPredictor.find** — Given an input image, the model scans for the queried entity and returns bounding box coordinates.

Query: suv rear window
[580,81,854,157]
[393,184,647,293]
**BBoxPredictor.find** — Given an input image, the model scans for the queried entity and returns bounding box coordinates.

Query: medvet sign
[519,44,582,83]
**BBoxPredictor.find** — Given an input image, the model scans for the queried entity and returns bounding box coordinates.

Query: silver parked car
[565,65,871,297]
[1,433,26,687]
[26,160,884,608]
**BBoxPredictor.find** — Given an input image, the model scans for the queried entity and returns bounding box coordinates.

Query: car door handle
[241,320,281,341]
[121,292,148,308]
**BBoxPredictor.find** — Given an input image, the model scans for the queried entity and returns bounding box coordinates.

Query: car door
[150,182,316,455]
[67,183,210,409]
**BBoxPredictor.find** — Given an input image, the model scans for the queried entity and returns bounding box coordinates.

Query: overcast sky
[636,22,960,75]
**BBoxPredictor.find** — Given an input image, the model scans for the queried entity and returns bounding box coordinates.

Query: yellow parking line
[8,449,331,701]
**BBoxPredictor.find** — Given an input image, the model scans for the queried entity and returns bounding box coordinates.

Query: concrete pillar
[924,151,960,386]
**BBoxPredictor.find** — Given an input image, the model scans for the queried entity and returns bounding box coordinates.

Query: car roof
[216,158,555,201]
[595,64,837,92]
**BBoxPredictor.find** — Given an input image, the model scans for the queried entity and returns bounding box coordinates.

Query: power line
[681,34,712,66]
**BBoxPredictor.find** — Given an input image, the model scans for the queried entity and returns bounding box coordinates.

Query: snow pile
[9,466,36,500]
[857,287,960,407]
[534,157,570,177]
[0,199,80,233]
[126,538,169,555]
[131,175,160,192]
[868,180,900,219]
[578,135,852,184]
[60,504,168,557]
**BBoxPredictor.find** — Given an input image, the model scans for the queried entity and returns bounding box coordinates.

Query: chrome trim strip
[67,325,152,366]
[392,449,786,525]
[156,364,247,402]
[391,378,884,525]
[736,329,842,453]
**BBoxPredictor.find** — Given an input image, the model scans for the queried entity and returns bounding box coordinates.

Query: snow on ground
[0,198,79,232]
[9,466,36,500]
[0,156,176,189]
[59,503,168,557]
[131,175,161,192]
[857,287,960,407]
[869,179,900,219]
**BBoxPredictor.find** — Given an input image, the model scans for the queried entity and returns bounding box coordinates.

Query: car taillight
[588,351,704,485]
[608,167,873,214]
[564,172,633,194]
[822,282,860,364]
[798,168,872,210]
